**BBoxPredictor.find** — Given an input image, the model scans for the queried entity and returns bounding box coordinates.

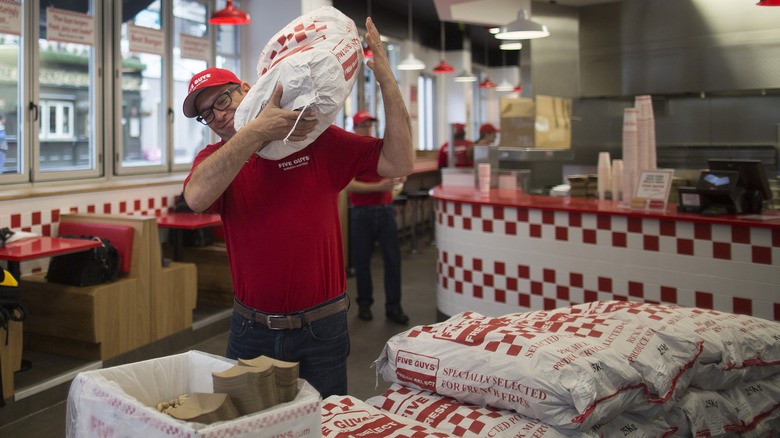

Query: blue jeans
[350,204,402,311]
[226,295,350,398]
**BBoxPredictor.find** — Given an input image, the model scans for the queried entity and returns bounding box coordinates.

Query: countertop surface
[430,185,780,229]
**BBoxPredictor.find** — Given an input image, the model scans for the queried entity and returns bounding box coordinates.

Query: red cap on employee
[183,67,241,118]
[479,123,500,135]
[453,123,466,136]
[353,110,377,125]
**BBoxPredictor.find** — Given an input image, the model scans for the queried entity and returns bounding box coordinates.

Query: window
[0,0,240,185]
[34,0,101,180]
[116,0,166,173]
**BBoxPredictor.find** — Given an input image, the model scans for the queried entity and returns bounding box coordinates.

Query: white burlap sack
[590,411,674,438]
[720,373,780,436]
[668,387,744,437]
[366,383,590,438]
[321,395,455,437]
[511,310,702,404]
[559,301,780,390]
[374,312,646,431]
[234,6,361,160]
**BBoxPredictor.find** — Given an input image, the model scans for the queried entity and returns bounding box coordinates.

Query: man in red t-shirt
[181,18,413,398]
[346,111,408,325]
[437,123,474,168]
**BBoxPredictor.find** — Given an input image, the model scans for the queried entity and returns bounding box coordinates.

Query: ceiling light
[495,10,549,40]
[488,27,500,34]
[478,78,496,89]
[454,70,478,82]
[433,22,455,74]
[433,60,456,74]
[398,0,425,71]
[757,0,780,4]
[398,53,425,70]
[208,0,251,25]
[500,41,523,50]
[496,79,514,91]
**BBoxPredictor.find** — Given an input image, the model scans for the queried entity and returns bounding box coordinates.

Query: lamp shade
[757,0,780,4]
[398,53,425,70]
[495,10,549,40]
[478,78,497,89]
[454,70,478,82]
[495,79,514,91]
[208,0,251,25]
[432,60,456,74]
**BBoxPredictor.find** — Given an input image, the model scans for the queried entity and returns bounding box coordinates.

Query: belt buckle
[265,314,286,330]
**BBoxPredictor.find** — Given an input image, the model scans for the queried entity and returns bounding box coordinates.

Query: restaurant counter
[430,185,780,322]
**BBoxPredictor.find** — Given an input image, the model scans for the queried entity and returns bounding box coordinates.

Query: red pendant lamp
[209,0,251,25]
[478,78,496,89]
[757,0,780,4]
[432,22,455,74]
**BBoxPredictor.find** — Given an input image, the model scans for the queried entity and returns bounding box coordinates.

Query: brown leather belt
[233,295,348,330]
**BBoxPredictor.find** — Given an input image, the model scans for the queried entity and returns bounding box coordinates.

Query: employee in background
[346,110,409,325]
[181,17,413,398]
[437,123,473,168]
[475,123,500,146]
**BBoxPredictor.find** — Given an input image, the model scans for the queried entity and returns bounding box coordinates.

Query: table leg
[171,229,183,262]
[7,261,20,281]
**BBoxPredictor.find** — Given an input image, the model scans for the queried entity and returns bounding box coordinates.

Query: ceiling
[333,0,621,68]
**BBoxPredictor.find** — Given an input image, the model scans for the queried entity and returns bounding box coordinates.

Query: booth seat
[20,220,142,361]
[20,213,198,361]
[166,242,233,307]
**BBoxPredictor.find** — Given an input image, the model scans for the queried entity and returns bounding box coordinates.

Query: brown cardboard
[535,95,572,149]
[499,97,535,147]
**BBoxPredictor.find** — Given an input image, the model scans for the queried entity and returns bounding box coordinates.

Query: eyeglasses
[196,84,240,126]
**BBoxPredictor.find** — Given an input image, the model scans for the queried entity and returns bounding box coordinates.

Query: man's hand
[364,17,394,86]
[247,83,318,144]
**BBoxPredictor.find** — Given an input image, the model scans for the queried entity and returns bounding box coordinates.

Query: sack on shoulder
[47,235,121,287]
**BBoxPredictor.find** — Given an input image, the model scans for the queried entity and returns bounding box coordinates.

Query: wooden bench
[165,241,234,307]
[20,220,142,361]
[20,213,198,360]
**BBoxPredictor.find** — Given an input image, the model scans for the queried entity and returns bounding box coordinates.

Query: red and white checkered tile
[0,184,182,274]
[435,200,780,322]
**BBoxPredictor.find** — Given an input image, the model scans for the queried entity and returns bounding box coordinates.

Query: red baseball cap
[453,123,466,136]
[183,67,241,118]
[352,110,377,125]
[479,123,500,135]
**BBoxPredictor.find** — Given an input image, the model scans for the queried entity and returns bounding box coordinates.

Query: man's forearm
[184,131,264,212]
[377,81,414,178]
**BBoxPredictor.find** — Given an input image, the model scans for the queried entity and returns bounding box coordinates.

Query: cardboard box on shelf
[499,96,572,149]
[66,350,321,438]
[499,97,535,147]
[535,95,572,149]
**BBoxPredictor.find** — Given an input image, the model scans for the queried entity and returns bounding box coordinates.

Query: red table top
[156,212,222,230]
[430,185,780,229]
[0,236,102,262]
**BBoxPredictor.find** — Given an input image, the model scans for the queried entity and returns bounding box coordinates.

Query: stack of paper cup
[597,152,611,200]
[478,163,491,195]
[611,159,623,203]
[622,108,639,206]
[635,95,656,171]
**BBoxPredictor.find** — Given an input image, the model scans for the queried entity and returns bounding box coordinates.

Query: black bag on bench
[47,235,121,287]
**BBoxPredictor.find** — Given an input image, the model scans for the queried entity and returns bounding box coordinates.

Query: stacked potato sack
[321,395,456,437]
[374,303,780,437]
[376,311,667,431]
[366,383,678,437]
[552,301,780,436]
[234,6,361,160]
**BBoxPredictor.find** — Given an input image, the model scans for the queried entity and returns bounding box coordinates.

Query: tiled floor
[0,238,438,436]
